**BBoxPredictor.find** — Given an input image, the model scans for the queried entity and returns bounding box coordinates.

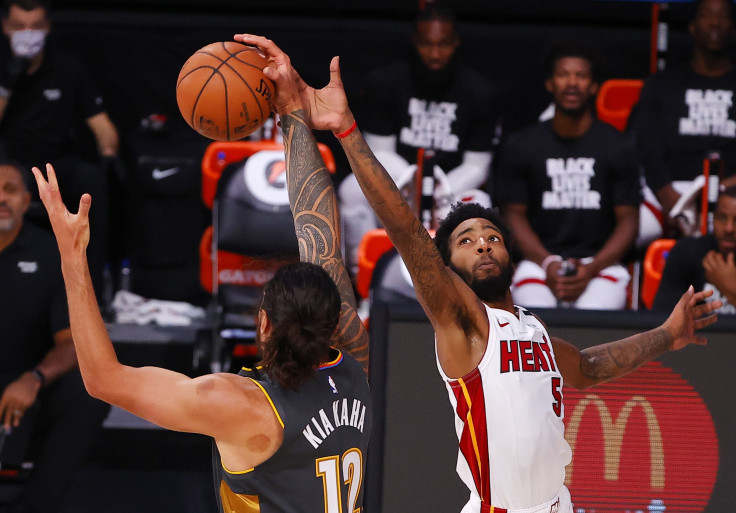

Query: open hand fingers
[689,287,714,307]
[31,164,61,209]
[234,34,283,60]
[692,297,722,318]
[693,311,718,333]
[328,56,343,88]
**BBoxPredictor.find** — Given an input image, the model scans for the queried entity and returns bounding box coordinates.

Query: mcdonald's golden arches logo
[562,362,718,512]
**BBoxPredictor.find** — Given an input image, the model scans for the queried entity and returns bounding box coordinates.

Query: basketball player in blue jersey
[30,46,371,511]
[238,34,723,513]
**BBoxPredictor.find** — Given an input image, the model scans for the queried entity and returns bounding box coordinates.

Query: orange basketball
[176,41,275,141]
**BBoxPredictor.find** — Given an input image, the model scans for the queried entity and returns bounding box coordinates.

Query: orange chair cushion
[596,79,644,132]
[198,226,295,293]
[641,238,676,310]
[201,140,336,209]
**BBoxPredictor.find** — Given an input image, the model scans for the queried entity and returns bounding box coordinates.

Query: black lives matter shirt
[0,224,68,375]
[631,64,736,192]
[360,57,498,172]
[0,45,106,166]
[212,350,372,513]
[495,119,641,258]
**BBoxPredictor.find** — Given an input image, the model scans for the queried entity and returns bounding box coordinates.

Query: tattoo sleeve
[280,110,369,373]
[579,328,673,384]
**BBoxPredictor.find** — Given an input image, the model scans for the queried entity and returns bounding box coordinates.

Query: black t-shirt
[0,45,106,166]
[631,64,736,192]
[213,350,372,513]
[495,119,641,258]
[652,234,735,314]
[360,57,498,173]
[0,223,69,373]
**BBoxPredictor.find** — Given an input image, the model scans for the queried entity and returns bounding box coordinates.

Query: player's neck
[551,109,593,139]
[691,51,733,77]
[482,291,516,316]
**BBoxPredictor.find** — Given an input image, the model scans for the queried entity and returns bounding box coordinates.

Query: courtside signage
[563,362,718,512]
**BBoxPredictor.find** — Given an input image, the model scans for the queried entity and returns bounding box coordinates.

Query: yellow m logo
[565,394,664,489]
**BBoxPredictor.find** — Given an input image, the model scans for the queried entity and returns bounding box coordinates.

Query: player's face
[412,20,459,72]
[690,0,734,54]
[545,57,598,117]
[2,5,50,37]
[713,194,736,255]
[0,165,30,233]
[447,218,514,302]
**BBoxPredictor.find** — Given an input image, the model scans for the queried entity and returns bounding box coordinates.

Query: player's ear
[257,308,272,337]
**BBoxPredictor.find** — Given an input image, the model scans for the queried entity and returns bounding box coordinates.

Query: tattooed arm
[236,34,489,379]
[281,110,369,372]
[237,35,369,372]
[553,287,720,389]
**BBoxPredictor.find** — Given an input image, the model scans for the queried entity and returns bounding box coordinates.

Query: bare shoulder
[205,373,285,471]
[196,373,271,405]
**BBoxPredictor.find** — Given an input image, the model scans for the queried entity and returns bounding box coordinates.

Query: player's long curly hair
[434,202,512,265]
[258,262,340,392]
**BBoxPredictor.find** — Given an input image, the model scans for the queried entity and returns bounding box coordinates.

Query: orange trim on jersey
[458,378,483,478]
[318,349,343,370]
[241,365,263,372]
[248,378,285,428]
[222,462,256,475]
[450,369,491,505]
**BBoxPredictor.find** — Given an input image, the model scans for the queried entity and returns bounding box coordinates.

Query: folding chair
[641,238,676,310]
[199,140,335,372]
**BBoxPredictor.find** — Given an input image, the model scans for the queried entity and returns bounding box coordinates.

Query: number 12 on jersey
[316,448,364,512]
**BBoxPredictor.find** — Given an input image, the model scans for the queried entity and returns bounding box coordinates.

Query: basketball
[176,41,275,141]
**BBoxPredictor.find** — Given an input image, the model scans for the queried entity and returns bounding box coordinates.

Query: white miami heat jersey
[436,304,572,511]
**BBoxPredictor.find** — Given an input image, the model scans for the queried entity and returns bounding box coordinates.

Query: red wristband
[334,120,357,139]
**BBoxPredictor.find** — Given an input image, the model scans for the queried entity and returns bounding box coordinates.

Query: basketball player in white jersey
[239,34,722,513]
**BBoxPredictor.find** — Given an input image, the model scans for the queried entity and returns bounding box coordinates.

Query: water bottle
[119,259,132,292]
[101,263,115,322]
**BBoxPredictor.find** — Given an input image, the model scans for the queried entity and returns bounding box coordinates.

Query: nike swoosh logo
[152,167,180,180]
[498,321,509,327]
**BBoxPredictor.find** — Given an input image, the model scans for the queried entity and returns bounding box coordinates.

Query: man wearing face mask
[0,0,119,299]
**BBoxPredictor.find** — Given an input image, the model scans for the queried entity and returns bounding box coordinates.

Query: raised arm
[554,286,720,389]
[234,35,368,371]
[236,35,488,377]
[31,164,280,470]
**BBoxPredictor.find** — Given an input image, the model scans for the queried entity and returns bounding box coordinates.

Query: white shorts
[463,485,573,513]
[511,258,630,310]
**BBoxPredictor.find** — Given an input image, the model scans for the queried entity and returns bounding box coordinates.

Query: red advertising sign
[563,362,719,512]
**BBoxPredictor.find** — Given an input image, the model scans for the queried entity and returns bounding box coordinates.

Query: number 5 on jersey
[551,377,562,417]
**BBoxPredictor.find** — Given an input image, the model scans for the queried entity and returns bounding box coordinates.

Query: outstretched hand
[662,286,721,350]
[233,34,354,134]
[31,163,91,258]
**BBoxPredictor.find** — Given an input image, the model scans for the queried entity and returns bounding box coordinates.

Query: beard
[0,217,19,233]
[450,259,514,303]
